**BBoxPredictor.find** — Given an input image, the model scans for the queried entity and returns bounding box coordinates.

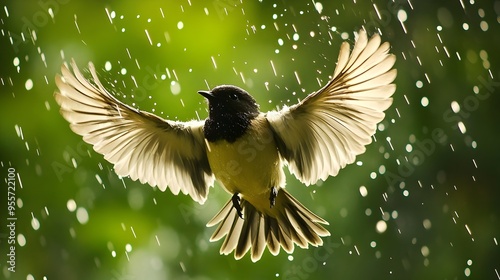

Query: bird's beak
[198,90,215,100]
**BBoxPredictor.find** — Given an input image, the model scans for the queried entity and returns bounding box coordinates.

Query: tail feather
[207,189,330,262]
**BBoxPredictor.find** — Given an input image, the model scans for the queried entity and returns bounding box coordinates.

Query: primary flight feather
[54,29,396,262]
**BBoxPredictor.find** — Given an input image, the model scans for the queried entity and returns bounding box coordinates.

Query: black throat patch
[204,112,254,143]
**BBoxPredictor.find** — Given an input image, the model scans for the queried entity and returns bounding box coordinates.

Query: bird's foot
[269,187,278,208]
[232,193,243,219]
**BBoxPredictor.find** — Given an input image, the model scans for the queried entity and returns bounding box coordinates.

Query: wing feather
[267,30,397,184]
[54,60,214,203]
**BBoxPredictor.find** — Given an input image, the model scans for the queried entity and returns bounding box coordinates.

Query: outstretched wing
[266,30,397,185]
[55,60,214,203]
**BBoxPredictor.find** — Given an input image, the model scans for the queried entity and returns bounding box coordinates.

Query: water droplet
[376,220,387,233]
[104,61,112,71]
[25,79,33,90]
[31,216,40,230]
[464,267,471,277]
[458,122,467,134]
[397,10,408,24]
[76,207,89,224]
[125,243,132,252]
[423,219,432,229]
[170,81,181,95]
[421,96,429,107]
[314,2,323,14]
[421,245,430,257]
[359,186,368,197]
[451,101,460,113]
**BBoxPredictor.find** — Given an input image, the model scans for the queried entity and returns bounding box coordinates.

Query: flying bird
[54,29,396,262]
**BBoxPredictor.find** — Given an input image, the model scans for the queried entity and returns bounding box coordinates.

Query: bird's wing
[266,30,397,185]
[54,60,214,203]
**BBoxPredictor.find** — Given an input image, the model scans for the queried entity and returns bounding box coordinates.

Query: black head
[198,85,260,120]
[198,85,260,142]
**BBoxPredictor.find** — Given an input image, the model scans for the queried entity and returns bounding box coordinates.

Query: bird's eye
[229,93,239,101]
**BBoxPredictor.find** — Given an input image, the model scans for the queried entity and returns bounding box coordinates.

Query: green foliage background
[1,0,499,279]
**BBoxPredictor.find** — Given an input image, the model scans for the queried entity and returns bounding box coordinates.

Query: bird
[54,29,396,262]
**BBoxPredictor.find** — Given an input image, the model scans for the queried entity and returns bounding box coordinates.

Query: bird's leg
[231,193,243,219]
[269,187,278,208]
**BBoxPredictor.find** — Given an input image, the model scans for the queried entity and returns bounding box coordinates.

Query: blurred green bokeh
[1,0,499,279]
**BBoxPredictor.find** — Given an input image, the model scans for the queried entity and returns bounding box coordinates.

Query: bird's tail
[206,189,330,262]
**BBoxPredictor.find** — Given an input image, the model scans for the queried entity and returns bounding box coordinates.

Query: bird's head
[198,85,260,120]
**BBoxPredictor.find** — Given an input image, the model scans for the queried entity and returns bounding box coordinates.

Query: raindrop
[391,211,398,219]
[25,79,33,90]
[314,2,323,14]
[125,243,132,252]
[451,101,460,113]
[421,246,430,257]
[170,81,181,95]
[76,207,89,224]
[67,199,77,212]
[458,122,467,134]
[397,9,407,22]
[421,96,429,107]
[177,21,184,29]
[18,234,26,246]
[95,174,102,184]
[31,216,40,230]
[340,208,348,218]
[104,61,112,71]
[479,21,488,31]
[423,219,432,229]
[145,29,153,45]
[406,144,413,152]
[376,220,387,233]
[359,186,368,197]
[378,165,386,174]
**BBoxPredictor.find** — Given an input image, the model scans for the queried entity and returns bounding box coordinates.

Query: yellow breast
[205,115,283,197]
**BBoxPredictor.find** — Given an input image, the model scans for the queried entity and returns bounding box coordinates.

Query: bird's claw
[232,193,243,219]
